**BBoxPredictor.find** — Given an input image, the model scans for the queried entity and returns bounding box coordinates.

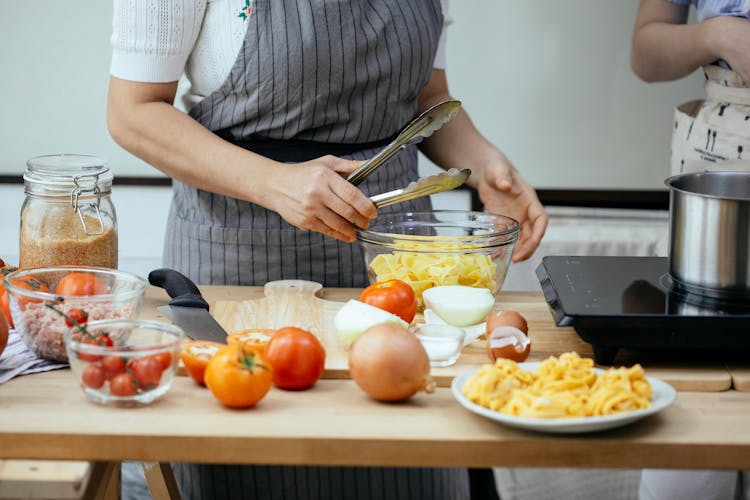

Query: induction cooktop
[535,256,750,364]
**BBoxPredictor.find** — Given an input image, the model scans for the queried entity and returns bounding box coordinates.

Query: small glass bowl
[414,323,466,367]
[357,210,519,308]
[3,266,148,362]
[64,319,185,406]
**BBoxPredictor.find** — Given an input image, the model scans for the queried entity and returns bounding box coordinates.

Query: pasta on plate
[462,352,653,419]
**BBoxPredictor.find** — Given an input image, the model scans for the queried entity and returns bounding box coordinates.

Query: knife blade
[148,268,228,343]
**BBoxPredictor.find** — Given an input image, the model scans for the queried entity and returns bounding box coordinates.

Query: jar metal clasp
[70,174,105,236]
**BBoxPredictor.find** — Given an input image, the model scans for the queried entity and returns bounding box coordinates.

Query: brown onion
[348,323,434,402]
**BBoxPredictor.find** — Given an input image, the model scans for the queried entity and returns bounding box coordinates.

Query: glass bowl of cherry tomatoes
[3,266,148,362]
[65,319,185,406]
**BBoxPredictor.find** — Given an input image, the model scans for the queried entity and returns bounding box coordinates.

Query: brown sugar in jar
[19,155,118,269]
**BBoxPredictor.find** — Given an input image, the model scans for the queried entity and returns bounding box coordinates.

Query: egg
[485,310,531,363]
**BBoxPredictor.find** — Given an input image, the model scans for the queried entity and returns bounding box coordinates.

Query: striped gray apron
[168,1,470,498]
[164,0,443,289]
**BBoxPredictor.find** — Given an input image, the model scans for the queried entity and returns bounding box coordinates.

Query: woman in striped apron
[108,1,547,498]
[632,1,750,499]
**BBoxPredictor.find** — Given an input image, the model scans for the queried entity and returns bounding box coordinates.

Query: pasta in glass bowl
[357,210,519,308]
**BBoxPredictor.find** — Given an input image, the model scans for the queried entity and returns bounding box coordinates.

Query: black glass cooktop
[535,256,750,364]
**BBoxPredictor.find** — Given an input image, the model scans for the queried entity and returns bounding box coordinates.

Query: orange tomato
[180,340,225,386]
[204,343,273,409]
[0,266,19,327]
[226,328,276,354]
[359,279,417,323]
[0,313,8,357]
[55,272,109,296]
[6,273,51,322]
[264,327,325,390]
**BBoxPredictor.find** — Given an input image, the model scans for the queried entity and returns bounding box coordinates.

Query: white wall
[0,1,704,188]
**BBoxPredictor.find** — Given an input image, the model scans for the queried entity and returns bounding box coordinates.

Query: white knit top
[111,0,451,111]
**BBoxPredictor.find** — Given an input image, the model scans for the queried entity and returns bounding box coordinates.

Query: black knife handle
[148,268,209,310]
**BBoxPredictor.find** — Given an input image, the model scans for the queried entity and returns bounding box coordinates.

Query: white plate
[451,362,677,434]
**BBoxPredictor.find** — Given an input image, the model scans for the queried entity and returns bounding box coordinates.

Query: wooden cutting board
[204,280,732,391]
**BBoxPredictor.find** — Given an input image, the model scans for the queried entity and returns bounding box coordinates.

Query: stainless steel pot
[666,171,750,299]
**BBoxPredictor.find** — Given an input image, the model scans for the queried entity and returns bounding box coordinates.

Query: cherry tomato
[81,364,105,389]
[64,308,89,327]
[75,332,114,363]
[153,351,173,371]
[95,333,114,347]
[110,372,138,396]
[359,279,418,323]
[204,343,272,408]
[264,327,325,390]
[101,356,126,379]
[55,272,109,296]
[128,356,164,390]
[227,328,276,354]
[180,340,225,386]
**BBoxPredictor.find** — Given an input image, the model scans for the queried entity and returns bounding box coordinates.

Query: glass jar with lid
[19,154,118,268]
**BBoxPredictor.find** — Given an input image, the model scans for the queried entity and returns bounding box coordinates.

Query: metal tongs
[347,100,462,186]
[368,168,471,208]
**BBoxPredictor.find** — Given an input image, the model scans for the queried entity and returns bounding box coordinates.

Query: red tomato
[264,327,325,390]
[64,308,89,327]
[101,356,126,379]
[204,343,273,408]
[359,279,417,323]
[180,340,225,386]
[110,372,138,396]
[128,356,164,390]
[153,351,173,371]
[55,272,109,296]
[81,364,105,389]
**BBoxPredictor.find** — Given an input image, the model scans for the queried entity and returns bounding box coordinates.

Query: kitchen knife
[148,268,228,343]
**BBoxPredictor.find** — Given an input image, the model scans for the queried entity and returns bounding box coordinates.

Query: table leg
[83,462,119,500]
[142,462,182,500]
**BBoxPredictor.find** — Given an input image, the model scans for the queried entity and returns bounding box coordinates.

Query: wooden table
[2,286,749,499]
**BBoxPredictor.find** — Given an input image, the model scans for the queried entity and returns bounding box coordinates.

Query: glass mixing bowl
[357,210,519,307]
[4,266,148,362]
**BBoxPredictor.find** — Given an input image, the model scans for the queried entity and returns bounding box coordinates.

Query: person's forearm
[107,80,279,206]
[631,21,718,82]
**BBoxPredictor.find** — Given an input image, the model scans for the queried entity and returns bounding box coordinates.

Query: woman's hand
[472,154,548,263]
[705,16,750,84]
[263,156,377,243]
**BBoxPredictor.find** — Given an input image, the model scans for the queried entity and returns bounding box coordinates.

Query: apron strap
[215,130,398,163]
[705,80,750,106]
